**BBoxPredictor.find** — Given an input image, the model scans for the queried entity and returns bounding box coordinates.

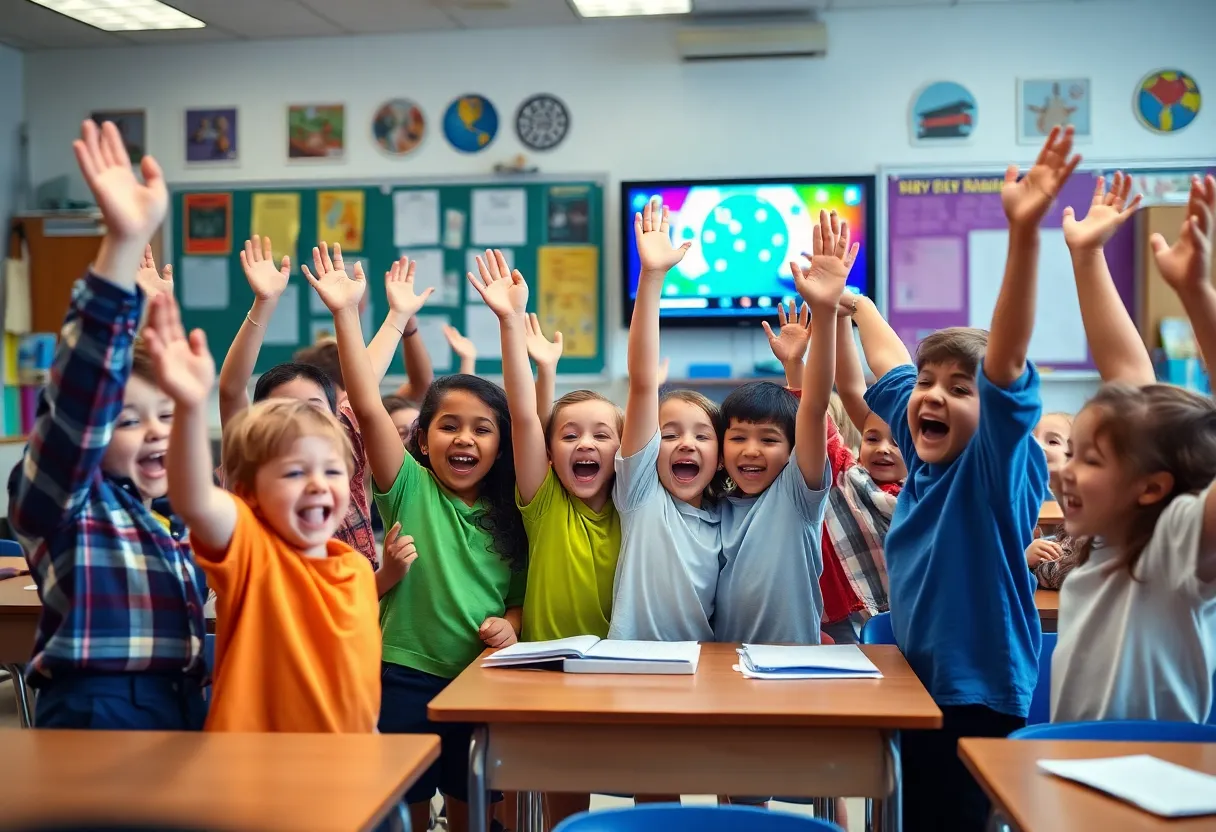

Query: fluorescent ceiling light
[570,0,692,18]
[27,0,205,31]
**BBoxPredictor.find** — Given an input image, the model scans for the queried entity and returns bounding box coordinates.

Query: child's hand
[761,299,812,365]
[524,312,563,369]
[143,293,215,407]
[381,522,418,578]
[479,616,517,649]
[1026,538,1063,568]
[1150,174,1216,295]
[73,120,167,244]
[136,244,174,299]
[836,291,861,318]
[1062,172,1142,252]
[467,249,527,320]
[302,242,366,313]
[657,356,670,387]
[635,199,692,275]
[1001,125,1082,228]
[384,256,435,320]
[240,235,290,301]
[443,325,477,363]
[792,210,858,310]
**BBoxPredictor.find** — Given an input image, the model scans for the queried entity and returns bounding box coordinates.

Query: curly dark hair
[406,374,527,573]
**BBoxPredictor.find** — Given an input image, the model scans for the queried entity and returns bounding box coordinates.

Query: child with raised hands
[609,199,723,643]
[856,127,1079,831]
[143,291,380,733]
[8,121,209,729]
[1053,173,1216,724]
[307,242,525,832]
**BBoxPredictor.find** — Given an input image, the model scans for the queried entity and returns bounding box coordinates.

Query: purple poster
[185,107,238,163]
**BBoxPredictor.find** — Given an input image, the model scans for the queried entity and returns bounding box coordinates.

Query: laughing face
[859,411,906,484]
[1033,412,1072,498]
[906,361,980,466]
[548,399,620,511]
[102,375,174,502]
[419,389,501,505]
[723,418,791,497]
[657,398,721,508]
[249,435,351,558]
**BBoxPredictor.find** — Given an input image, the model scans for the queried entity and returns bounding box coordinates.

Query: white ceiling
[0,0,1120,50]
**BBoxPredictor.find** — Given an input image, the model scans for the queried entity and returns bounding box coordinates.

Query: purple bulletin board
[884,165,1215,372]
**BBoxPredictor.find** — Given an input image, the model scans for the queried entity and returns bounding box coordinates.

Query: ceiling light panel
[570,0,692,18]
[26,0,206,31]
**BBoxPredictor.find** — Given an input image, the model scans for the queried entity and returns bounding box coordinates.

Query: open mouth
[296,505,333,531]
[919,417,949,441]
[671,459,701,484]
[571,459,601,483]
[1061,494,1082,515]
[870,458,895,468]
[736,464,766,480]
[136,451,167,479]
[448,453,480,475]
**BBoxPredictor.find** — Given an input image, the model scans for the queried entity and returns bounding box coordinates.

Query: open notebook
[482,636,701,675]
[735,644,883,680]
[1038,755,1216,818]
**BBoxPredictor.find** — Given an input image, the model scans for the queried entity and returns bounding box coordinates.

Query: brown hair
[1076,383,1216,577]
[221,398,354,498]
[828,393,861,452]
[381,394,418,416]
[130,336,156,384]
[659,389,728,501]
[916,327,989,377]
[293,340,344,391]
[544,390,624,446]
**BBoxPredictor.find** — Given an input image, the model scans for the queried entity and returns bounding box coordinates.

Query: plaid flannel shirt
[8,274,207,680]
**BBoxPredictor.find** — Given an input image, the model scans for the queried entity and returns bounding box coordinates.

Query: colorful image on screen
[622,178,873,326]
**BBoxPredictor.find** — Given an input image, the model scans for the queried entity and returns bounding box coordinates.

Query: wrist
[334,306,361,327]
[402,315,418,337]
[1008,223,1041,244]
[1176,281,1216,307]
[498,311,526,328]
[93,237,144,288]
[385,309,411,331]
[639,268,668,283]
[249,296,278,316]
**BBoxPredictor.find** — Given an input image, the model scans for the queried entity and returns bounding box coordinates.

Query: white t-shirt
[1052,486,1216,723]
[608,432,721,642]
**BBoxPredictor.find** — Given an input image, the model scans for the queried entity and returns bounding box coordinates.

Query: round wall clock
[515,94,570,152]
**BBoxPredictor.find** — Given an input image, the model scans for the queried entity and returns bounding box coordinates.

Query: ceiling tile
[0,0,128,48]
[296,0,459,33]
[167,0,338,38]
[445,0,578,29]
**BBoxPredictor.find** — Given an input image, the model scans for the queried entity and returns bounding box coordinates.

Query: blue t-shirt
[865,363,1047,717]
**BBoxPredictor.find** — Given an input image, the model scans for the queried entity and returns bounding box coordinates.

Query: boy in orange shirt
[144,290,407,733]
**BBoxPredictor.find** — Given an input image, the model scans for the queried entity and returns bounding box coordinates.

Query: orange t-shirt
[193,496,381,733]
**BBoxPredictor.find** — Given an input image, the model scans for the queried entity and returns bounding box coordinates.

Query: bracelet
[388,321,405,336]
[246,312,265,328]
[850,295,859,315]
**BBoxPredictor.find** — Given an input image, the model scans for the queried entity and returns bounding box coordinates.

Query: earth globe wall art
[443,94,499,153]
[1135,69,1201,134]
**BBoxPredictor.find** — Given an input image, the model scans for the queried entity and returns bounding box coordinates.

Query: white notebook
[1038,755,1216,818]
[483,636,701,675]
[735,644,883,680]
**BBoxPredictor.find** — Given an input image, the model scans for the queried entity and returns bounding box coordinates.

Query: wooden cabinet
[1136,204,1214,352]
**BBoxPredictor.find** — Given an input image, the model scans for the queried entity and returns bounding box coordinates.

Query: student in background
[9,120,208,729]
[442,324,479,376]
[855,127,1079,831]
[383,394,420,443]
[1053,173,1216,723]
[309,243,525,832]
[1026,411,1081,585]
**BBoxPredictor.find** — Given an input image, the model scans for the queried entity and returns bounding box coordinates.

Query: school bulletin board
[168,178,606,378]
[882,163,1215,372]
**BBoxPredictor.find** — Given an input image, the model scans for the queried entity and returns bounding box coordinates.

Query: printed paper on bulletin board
[251,192,301,265]
[317,190,365,251]
[537,245,598,359]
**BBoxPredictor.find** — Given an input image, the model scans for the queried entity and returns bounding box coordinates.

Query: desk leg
[4,664,32,728]
[516,791,543,832]
[881,730,902,832]
[469,725,489,832]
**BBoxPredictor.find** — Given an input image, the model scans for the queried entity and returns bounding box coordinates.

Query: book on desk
[482,636,701,675]
[736,644,884,680]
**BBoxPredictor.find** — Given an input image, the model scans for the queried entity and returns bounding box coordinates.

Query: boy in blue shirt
[849,127,1081,831]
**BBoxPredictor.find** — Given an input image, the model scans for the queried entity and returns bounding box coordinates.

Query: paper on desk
[736,644,883,680]
[1038,755,1216,818]
[585,640,701,663]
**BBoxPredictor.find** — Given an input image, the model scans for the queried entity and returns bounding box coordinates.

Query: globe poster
[1135,69,1201,134]
[443,94,499,153]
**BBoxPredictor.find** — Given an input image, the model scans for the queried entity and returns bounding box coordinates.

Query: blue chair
[1026,632,1057,726]
[0,538,23,557]
[553,806,842,832]
[1011,720,1216,742]
[860,612,894,645]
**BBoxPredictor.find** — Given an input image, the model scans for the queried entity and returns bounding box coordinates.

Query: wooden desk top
[0,559,40,613]
[1035,588,1060,622]
[429,642,942,730]
[0,729,440,832]
[1039,500,1064,526]
[959,738,1216,832]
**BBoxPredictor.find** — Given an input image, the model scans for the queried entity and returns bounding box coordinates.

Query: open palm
[143,293,215,407]
[761,299,812,364]
[794,210,854,309]
[384,256,435,319]
[635,199,691,274]
[241,235,290,301]
[1151,174,1216,292]
[524,312,563,368]
[302,242,365,313]
[443,325,476,361]
[73,120,167,242]
[1002,125,1082,226]
[1062,171,1142,251]
[467,249,527,319]
[136,244,174,299]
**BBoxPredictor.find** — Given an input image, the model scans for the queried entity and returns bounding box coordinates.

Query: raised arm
[467,251,548,504]
[524,313,563,429]
[761,300,811,389]
[304,244,405,490]
[1154,175,1216,371]
[145,293,236,551]
[852,295,911,379]
[369,253,434,383]
[135,244,174,303]
[1062,172,1153,385]
[622,199,692,457]
[442,325,478,376]
[986,125,1081,387]
[394,316,434,402]
[834,306,871,433]
[217,235,291,428]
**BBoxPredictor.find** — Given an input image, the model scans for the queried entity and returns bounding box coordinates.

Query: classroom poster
[182,192,232,255]
[547,185,590,244]
[317,190,365,251]
[90,109,146,162]
[251,192,301,266]
[185,107,238,162]
[536,245,598,359]
[287,104,345,159]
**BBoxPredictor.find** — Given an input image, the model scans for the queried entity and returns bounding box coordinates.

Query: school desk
[1038,500,1063,527]
[958,737,1216,832]
[0,728,439,831]
[1036,588,1060,632]
[429,642,942,832]
[0,557,39,727]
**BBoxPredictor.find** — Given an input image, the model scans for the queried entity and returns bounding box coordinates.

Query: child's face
[1034,413,1072,496]
[391,406,419,443]
[419,390,501,504]
[657,398,721,508]
[548,399,620,505]
[267,378,331,413]
[723,418,791,497]
[249,435,350,558]
[906,360,980,465]
[102,375,174,501]
[859,411,906,484]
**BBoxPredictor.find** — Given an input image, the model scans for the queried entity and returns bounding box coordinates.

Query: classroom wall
[0,43,22,240]
[19,0,1216,414]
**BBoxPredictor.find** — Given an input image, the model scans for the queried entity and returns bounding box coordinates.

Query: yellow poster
[317,190,365,252]
[250,192,301,266]
[537,245,599,359]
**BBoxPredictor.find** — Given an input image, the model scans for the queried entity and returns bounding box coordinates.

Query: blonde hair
[221,398,353,498]
[828,393,861,453]
[544,390,624,446]
[130,336,156,384]
[1039,411,1075,427]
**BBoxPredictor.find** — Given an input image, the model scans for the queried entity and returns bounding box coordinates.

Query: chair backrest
[0,538,24,558]
[860,612,895,645]
[553,806,842,832]
[1011,720,1216,742]
[1026,632,1057,726]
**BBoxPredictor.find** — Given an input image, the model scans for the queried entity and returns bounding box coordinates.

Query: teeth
[300,507,325,524]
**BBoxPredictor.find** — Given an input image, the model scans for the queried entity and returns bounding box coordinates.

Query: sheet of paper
[464,248,514,302]
[464,304,502,359]
[179,256,229,310]
[444,208,466,249]
[537,245,599,358]
[402,249,458,307]
[485,635,601,663]
[394,190,440,248]
[1038,756,1216,818]
[264,283,300,346]
[890,237,964,312]
[472,188,527,246]
[250,192,301,265]
[415,314,453,373]
[741,644,882,674]
[360,292,374,342]
[317,190,365,251]
[586,640,701,663]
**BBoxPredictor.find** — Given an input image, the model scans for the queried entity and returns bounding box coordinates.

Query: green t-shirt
[375,453,526,678]
[518,468,621,642]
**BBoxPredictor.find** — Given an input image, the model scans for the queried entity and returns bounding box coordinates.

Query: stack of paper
[1038,755,1216,818]
[483,636,701,675]
[735,644,883,680]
